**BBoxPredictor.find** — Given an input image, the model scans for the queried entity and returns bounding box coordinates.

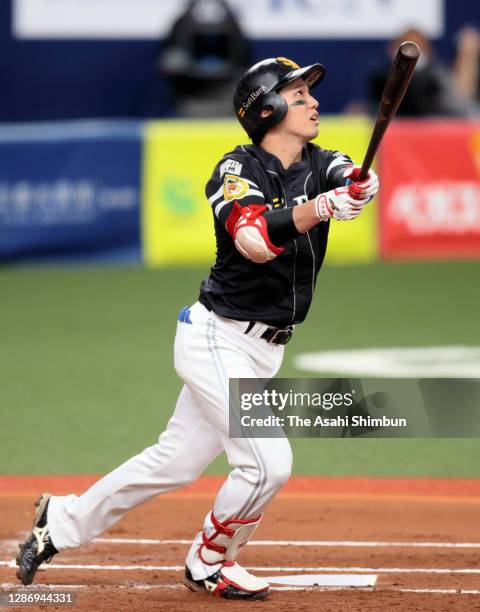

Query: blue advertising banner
[0,120,142,263]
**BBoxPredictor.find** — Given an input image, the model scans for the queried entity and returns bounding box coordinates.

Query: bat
[357,41,420,182]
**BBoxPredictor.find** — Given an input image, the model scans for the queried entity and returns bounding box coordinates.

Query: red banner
[380,120,480,259]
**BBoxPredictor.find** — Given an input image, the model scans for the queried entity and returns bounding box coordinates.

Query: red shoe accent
[213,580,229,597]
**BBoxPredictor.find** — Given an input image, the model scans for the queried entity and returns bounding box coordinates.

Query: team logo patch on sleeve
[223,174,249,201]
[220,159,243,178]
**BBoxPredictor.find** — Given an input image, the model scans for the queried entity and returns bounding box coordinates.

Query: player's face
[278,78,319,141]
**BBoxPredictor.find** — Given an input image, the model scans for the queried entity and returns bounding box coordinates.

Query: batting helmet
[233,57,326,144]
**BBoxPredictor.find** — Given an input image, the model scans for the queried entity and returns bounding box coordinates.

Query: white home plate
[267,574,377,587]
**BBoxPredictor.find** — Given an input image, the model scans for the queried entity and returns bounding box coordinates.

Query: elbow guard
[227,203,284,264]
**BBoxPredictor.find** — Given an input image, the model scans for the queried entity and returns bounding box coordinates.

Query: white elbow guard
[233,208,284,264]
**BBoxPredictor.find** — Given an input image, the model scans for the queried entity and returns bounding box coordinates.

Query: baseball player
[16,57,379,600]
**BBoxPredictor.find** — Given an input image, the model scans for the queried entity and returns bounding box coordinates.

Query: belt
[199,301,294,345]
[244,321,294,345]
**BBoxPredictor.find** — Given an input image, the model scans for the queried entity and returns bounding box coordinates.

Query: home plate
[267,574,377,587]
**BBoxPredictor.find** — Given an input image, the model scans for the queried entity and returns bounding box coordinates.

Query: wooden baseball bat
[357,41,420,181]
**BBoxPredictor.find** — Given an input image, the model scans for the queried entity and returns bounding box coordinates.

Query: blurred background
[1,0,479,478]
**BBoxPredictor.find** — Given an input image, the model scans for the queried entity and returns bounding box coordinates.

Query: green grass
[1,261,479,476]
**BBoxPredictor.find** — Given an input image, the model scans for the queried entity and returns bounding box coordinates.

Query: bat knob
[400,41,420,60]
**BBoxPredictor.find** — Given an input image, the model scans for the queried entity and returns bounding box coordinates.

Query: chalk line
[2,582,480,596]
[93,537,480,549]
[1,560,480,574]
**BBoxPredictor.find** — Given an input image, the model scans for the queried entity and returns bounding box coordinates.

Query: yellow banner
[142,117,377,266]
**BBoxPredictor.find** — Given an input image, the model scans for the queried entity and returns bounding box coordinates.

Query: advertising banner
[142,118,377,266]
[14,0,444,39]
[142,121,238,266]
[0,121,142,263]
[380,121,480,260]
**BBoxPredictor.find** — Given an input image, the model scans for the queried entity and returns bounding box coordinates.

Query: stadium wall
[0,118,479,264]
[0,0,477,121]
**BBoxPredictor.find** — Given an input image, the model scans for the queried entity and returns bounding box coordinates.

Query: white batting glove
[314,186,370,222]
[343,165,379,202]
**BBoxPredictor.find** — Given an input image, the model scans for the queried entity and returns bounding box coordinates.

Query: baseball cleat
[16,493,58,585]
[183,561,270,600]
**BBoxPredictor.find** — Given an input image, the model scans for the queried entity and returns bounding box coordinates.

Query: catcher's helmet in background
[233,57,326,144]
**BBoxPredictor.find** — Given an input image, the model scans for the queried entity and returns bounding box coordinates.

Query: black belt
[244,321,294,345]
[200,302,294,345]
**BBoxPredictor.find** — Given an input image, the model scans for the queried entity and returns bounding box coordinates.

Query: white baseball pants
[47,301,293,579]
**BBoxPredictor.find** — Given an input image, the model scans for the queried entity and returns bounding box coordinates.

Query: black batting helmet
[233,57,326,144]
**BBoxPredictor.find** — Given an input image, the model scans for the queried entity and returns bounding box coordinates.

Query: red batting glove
[343,165,379,202]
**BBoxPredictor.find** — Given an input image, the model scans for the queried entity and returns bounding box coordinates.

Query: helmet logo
[277,57,300,69]
[240,85,267,115]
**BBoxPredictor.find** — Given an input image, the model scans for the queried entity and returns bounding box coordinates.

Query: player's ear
[260,107,273,118]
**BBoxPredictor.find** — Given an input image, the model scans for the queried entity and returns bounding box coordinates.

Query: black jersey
[199,142,352,328]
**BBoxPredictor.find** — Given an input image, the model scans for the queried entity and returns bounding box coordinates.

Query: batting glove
[343,165,379,202]
[314,186,370,222]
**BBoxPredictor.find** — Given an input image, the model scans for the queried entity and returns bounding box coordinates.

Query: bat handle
[346,163,370,187]
[357,166,369,182]
[357,154,375,182]
[346,162,372,200]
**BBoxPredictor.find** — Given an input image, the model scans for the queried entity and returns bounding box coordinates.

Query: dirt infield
[1,476,480,611]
